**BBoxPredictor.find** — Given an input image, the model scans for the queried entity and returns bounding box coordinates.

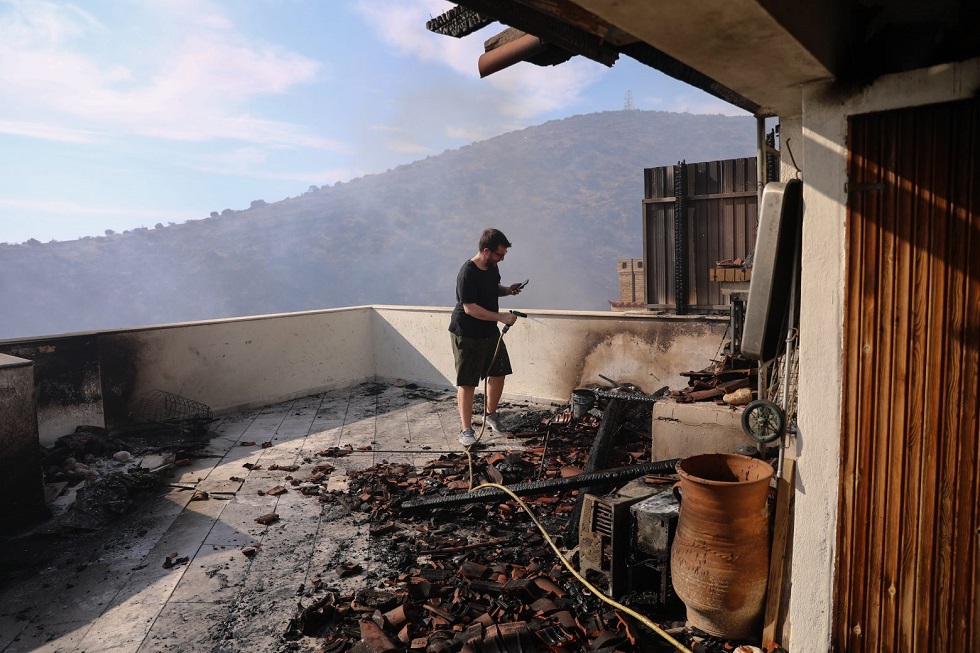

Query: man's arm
[463,303,517,325]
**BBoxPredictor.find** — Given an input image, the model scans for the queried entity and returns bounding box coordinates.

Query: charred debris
[284,385,696,653]
[27,368,767,653]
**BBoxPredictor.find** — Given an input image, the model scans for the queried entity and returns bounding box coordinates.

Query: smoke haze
[0,110,757,340]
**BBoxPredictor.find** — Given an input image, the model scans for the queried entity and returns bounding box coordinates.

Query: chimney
[617,258,645,304]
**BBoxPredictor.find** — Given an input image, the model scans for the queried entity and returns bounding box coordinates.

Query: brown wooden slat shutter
[837,98,980,652]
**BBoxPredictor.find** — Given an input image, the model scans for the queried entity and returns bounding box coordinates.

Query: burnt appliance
[629,488,681,607]
[578,479,658,597]
[577,475,681,606]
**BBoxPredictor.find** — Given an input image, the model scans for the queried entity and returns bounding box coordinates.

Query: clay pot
[670,453,774,638]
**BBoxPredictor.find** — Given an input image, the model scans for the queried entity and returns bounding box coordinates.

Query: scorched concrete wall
[372,306,728,404]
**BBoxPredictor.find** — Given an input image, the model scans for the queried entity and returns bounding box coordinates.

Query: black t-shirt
[448,260,500,338]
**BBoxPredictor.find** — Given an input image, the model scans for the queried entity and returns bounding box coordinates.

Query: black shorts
[451,333,512,387]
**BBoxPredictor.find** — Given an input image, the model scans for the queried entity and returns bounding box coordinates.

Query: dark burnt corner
[842,0,980,86]
[98,333,143,429]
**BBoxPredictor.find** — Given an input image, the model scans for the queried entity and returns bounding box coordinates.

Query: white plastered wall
[789,57,980,651]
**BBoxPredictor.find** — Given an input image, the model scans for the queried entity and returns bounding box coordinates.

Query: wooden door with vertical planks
[836,98,979,651]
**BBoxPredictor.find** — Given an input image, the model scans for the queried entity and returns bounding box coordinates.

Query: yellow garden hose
[471,482,694,653]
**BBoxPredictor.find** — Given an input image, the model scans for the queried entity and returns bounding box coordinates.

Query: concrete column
[0,353,47,531]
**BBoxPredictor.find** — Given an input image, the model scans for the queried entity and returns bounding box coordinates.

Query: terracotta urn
[670,453,774,638]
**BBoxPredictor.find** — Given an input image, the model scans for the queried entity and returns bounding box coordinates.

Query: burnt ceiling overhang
[428,0,980,118]
[428,0,763,115]
[572,0,835,116]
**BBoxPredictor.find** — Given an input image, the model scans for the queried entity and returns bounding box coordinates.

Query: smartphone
[518,279,529,289]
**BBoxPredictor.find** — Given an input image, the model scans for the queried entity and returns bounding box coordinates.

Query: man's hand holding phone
[508,279,529,295]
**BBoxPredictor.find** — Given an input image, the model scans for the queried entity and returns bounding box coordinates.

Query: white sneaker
[457,428,477,447]
[484,413,507,433]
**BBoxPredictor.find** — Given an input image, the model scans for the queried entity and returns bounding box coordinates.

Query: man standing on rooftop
[449,228,525,447]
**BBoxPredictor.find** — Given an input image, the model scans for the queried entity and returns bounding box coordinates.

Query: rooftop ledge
[0,305,729,447]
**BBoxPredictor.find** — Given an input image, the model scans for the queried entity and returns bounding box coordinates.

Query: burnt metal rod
[590,387,669,403]
[399,459,679,513]
[598,374,622,388]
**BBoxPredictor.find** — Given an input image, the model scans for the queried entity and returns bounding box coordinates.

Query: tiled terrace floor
[0,381,538,653]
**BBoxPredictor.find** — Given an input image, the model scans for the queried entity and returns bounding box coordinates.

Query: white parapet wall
[2,306,729,445]
[100,307,378,424]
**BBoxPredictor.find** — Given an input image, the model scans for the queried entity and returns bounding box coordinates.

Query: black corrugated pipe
[766,127,779,184]
[757,117,766,204]
[673,161,688,314]
[398,459,680,513]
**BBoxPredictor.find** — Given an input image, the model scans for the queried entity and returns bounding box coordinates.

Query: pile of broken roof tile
[288,554,653,653]
[275,403,695,653]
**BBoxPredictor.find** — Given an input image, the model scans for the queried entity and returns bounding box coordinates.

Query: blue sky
[0,0,748,244]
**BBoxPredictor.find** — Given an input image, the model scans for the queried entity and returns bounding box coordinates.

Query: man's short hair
[479,228,512,253]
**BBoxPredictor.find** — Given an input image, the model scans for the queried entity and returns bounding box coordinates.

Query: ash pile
[38,389,217,531]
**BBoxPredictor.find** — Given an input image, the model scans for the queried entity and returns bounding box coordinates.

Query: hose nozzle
[502,310,526,334]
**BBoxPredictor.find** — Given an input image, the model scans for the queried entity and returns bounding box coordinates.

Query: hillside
[0,110,757,340]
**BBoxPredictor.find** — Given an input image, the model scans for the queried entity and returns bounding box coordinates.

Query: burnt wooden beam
[426,5,493,38]
[621,42,760,115]
[444,1,759,113]
[505,0,635,45]
[453,0,619,66]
